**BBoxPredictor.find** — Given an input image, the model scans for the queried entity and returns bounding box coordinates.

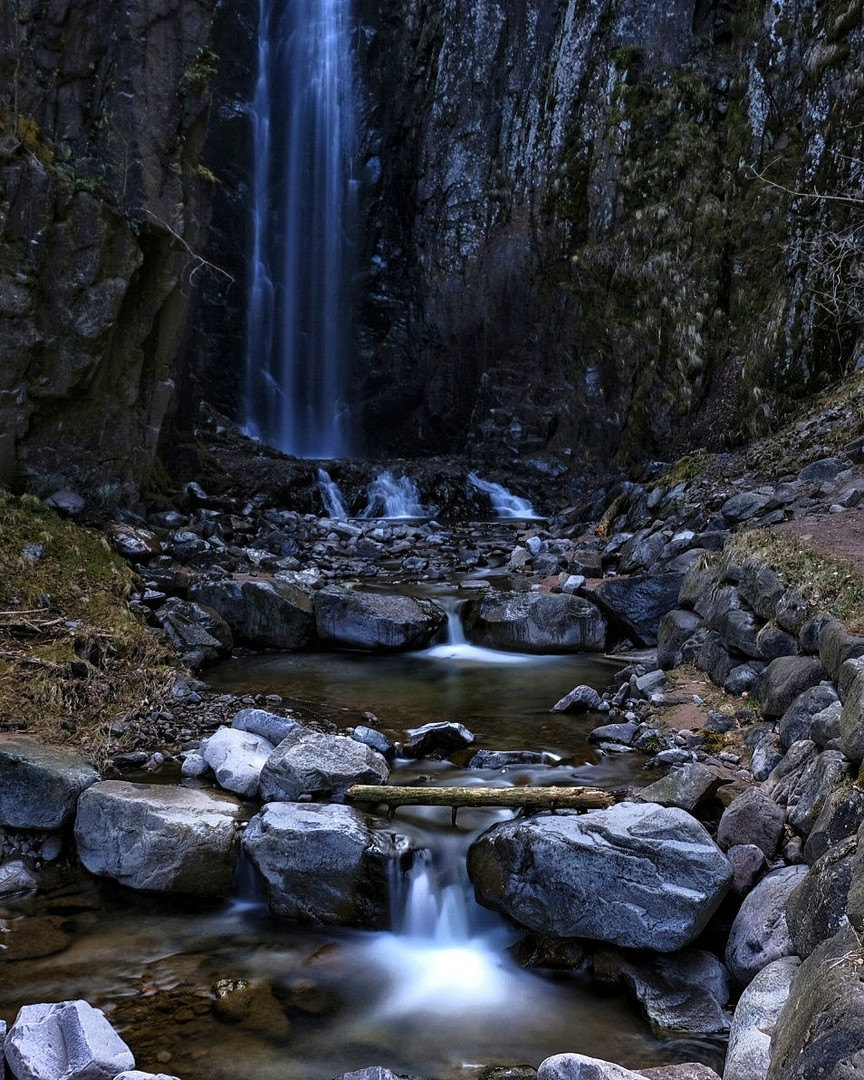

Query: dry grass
[0,491,178,764]
[727,528,864,633]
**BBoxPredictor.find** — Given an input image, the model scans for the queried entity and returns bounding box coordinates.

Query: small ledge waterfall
[243,0,358,458]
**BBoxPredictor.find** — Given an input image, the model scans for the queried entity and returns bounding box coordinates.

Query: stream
[0,602,726,1079]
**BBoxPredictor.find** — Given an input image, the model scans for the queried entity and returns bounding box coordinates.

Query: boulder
[840,657,864,761]
[720,492,773,523]
[778,684,839,749]
[467,802,731,952]
[552,684,603,712]
[0,858,38,896]
[755,623,798,661]
[463,592,607,653]
[74,781,243,894]
[314,587,445,651]
[232,708,301,745]
[786,750,851,837]
[696,631,735,686]
[189,576,314,650]
[719,608,762,660]
[539,1055,649,1080]
[737,563,784,621]
[242,802,395,927]
[811,701,843,747]
[775,590,811,636]
[727,844,767,895]
[656,609,703,669]
[786,835,856,958]
[590,575,683,646]
[762,740,820,805]
[0,738,100,829]
[154,597,233,668]
[758,657,828,717]
[259,729,389,802]
[723,661,765,696]
[819,618,864,681]
[635,763,725,815]
[723,956,800,1080]
[725,865,808,986]
[716,787,785,859]
[5,1000,135,1080]
[766,924,864,1080]
[200,726,275,798]
[595,948,730,1035]
[804,783,864,864]
[401,722,474,759]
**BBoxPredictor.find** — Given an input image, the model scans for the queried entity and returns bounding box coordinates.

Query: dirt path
[776,507,864,577]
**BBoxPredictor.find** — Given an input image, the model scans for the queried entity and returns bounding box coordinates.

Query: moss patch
[727,528,864,632]
[0,490,177,762]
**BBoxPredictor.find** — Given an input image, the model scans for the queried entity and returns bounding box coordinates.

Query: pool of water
[0,639,725,1079]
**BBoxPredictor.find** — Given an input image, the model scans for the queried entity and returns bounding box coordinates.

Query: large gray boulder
[0,738,100,829]
[259,729,389,802]
[74,782,243,894]
[725,865,808,986]
[314,587,445,651]
[758,657,828,717]
[467,802,731,951]
[243,802,395,927]
[723,956,800,1080]
[5,1000,135,1080]
[589,574,683,647]
[189,576,314,650]
[462,591,607,653]
[232,708,301,745]
[766,923,864,1080]
[656,609,703,669]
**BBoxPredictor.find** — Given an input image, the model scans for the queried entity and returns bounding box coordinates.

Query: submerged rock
[463,592,607,653]
[467,802,731,951]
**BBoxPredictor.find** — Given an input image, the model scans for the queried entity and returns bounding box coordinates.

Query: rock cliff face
[0,0,219,503]
[2,0,863,499]
[353,0,864,466]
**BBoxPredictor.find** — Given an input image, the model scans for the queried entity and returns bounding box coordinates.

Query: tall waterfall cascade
[243,0,358,458]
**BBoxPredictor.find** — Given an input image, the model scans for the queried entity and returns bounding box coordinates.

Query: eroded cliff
[355,0,864,468]
[0,0,219,504]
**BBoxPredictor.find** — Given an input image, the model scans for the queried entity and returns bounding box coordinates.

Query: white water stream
[243,0,357,456]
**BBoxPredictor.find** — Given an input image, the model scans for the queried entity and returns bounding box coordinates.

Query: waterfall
[317,468,349,518]
[361,471,427,518]
[243,0,357,458]
[467,471,539,519]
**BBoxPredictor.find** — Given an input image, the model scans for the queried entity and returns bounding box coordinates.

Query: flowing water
[467,473,539,519]
[0,618,725,1079]
[242,0,357,457]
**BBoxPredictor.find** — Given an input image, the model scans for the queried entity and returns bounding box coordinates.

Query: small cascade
[467,471,539,519]
[317,468,349,518]
[361,470,427,519]
[371,819,514,1016]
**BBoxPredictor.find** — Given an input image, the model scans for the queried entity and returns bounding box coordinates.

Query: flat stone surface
[74,781,243,894]
[0,737,100,830]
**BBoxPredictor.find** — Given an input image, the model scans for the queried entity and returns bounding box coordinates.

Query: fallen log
[346,784,615,819]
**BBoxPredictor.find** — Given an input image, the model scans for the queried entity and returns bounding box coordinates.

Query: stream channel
[0,587,726,1080]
